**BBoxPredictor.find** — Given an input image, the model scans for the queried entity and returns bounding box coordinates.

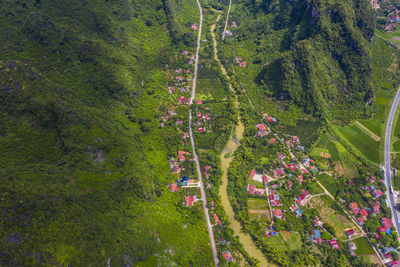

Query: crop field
[316,174,339,197]
[327,141,340,162]
[265,231,302,251]
[337,124,380,163]
[353,237,374,256]
[310,196,358,240]
[248,198,270,222]
[307,182,325,195]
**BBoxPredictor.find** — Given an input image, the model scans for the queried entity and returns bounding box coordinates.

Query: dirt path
[354,121,381,142]
[221,0,232,40]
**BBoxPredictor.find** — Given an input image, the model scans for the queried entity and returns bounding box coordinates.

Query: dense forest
[0,0,214,265]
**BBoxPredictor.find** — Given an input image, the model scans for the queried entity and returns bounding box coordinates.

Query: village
[159,7,400,265]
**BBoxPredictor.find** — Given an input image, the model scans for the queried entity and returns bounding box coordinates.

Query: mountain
[256,0,376,122]
[0,0,212,265]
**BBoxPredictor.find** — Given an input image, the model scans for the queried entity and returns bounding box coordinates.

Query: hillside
[0,0,213,265]
[236,0,377,122]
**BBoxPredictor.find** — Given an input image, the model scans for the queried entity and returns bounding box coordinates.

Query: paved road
[221,0,232,40]
[188,0,219,265]
[384,86,400,244]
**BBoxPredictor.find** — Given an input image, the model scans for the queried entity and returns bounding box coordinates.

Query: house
[297,175,303,185]
[348,242,357,256]
[267,116,277,123]
[378,226,386,233]
[291,205,303,217]
[298,146,306,151]
[247,184,265,196]
[310,165,318,172]
[373,202,380,214]
[288,164,297,171]
[178,96,186,103]
[273,209,284,219]
[346,229,355,238]
[360,209,368,219]
[270,138,276,144]
[213,213,221,224]
[286,140,294,148]
[191,23,198,30]
[270,192,282,207]
[381,217,393,229]
[222,251,234,262]
[369,176,376,183]
[196,99,203,105]
[231,21,237,27]
[239,61,247,67]
[256,124,268,137]
[328,239,340,250]
[180,176,189,186]
[198,127,205,133]
[292,136,300,144]
[263,175,268,185]
[273,168,284,178]
[357,216,365,225]
[388,260,400,267]
[204,166,211,172]
[310,229,322,244]
[181,50,189,56]
[278,154,286,160]
[372,189,384,198]
[170,183,179,192]
[349,202,359,215]
[249,169,256,179]
[183,132,189,138]
[176,120,183,125]
[313,217,324,227]
[185,196,194,207]
[287,180,293,190]
[224,30,233,37]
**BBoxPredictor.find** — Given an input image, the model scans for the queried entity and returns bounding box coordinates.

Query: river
[211,14,271,267]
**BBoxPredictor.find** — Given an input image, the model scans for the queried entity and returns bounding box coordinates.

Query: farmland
[353,237,375,256]
[248,198,270,223]
[310,196,358,240]
[264,231,302,252]
[316,174,339,197]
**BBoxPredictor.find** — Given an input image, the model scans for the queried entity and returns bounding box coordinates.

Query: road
[188,0,219,265]
[221,0,232,40]
[384,86,400,245]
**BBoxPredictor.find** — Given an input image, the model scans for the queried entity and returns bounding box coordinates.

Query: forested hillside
[0,0,213,265]
[252,0,376,121]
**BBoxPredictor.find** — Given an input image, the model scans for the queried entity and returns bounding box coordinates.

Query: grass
[316,174,339,197]
[248,198,268,210]
[328,141,340,162]
[265,231,302,251]
[353,237,374,256]
[308,181,325,195]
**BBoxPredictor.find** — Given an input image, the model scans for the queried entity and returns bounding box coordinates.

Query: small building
[222,251,234,262]
[181,50,189,56]
[170,183,179,192]
[273,209,283,219]
[313,217,324,227]
[381,217,393,229]
[185,196,194,207]
[191,23,198,30]
[360,209,368,219]
[196,99,203,105]
[249,169,256,179]
[373,202,380,214]
[345,229,355,238]
[310,229,321,243]
[297,175,303,185]
[213,213,221,224]
[239,61,247,67]
[270,138,276,144]
[328,239,340,250]
[348,242,357,256]
[372,189,384,198]
[180,176,189,186]
[198,127,205,133]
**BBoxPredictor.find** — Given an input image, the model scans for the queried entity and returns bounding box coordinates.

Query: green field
[308,182,325,195]
[353,237,374,256]
[248,198,268,210]
[265,231,302,251]
[327,142,340,162]
[316,174,339,196]
[336,124,380,163]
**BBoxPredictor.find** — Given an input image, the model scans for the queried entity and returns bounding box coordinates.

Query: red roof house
[381,217,393,229]
[170,183,179,192]
[360,209,368,218]
[185,196,194,207]
[270,138,276,144]
[273,209,283,219]
[248,170,256,178]
[346,229,355,238]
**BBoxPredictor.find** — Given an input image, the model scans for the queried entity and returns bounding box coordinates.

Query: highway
[188,0,219,265]
[384,86,400,244]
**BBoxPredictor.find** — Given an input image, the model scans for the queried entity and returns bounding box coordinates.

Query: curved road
[188,0,219,265]
[384,86,400,244]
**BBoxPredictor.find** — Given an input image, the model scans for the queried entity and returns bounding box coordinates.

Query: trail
[212,15,271,267]
[188,1,219,265]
